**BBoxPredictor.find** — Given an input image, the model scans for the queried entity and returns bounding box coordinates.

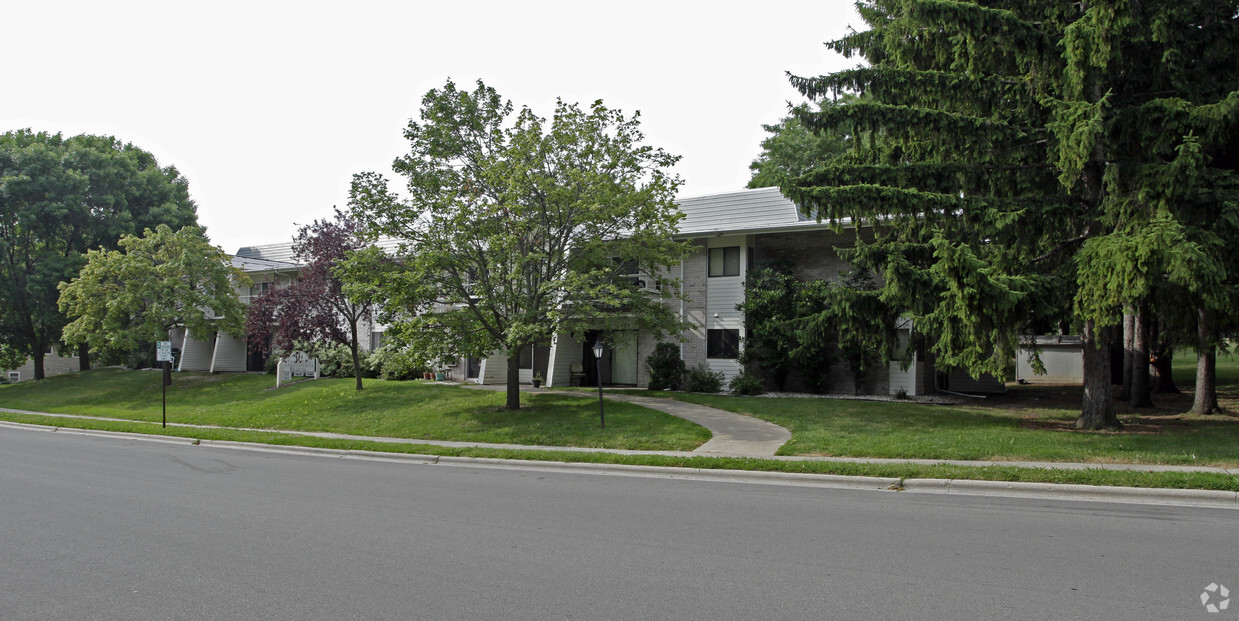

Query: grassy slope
[0,369,708,451]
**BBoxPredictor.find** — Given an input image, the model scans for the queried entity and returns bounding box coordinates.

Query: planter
[531,379,542,388]
[423,372,434,380]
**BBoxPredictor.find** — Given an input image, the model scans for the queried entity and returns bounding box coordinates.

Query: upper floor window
[249,281,272,298]
[708,247,740,277]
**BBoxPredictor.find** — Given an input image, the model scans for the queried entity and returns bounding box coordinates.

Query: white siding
[1017,337,1084,384]
[546,332,584,388]
[705,236,747,330]
[210,333,247,372]
[179,333,215,372]
[708,359,743,384]
[480,350,508,384]
[6,345,82,382]
[887,358,920,397]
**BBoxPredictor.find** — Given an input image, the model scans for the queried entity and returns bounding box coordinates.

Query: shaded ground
[988,383,1239,435]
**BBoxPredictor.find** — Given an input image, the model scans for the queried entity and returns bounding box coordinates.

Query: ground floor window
[707,329,740,359]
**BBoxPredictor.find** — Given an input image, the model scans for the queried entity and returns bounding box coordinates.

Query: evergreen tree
[784,1,1238,428]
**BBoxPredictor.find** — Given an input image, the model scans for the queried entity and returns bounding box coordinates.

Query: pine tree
[784,0,1238,428]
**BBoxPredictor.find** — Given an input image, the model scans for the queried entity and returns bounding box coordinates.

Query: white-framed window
[708,247,740,277]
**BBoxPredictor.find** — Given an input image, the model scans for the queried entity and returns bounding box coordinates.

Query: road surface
[1,426,1235,619]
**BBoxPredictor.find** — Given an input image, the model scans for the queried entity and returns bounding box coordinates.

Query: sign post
[156,341,173,428]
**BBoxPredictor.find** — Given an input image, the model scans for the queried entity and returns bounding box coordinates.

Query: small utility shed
[1016,335,1084,385]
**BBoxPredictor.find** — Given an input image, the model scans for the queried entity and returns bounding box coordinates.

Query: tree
[58,225,247,377]
[0,130,198,378]
[783,0,1239,428]
[748,97,856,189]
[346,79,691,410]
[245,210,375,391]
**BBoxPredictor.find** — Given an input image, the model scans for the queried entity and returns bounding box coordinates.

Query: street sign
[156,341,172,362]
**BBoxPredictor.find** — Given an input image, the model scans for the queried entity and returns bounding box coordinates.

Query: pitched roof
[675,186,851,237]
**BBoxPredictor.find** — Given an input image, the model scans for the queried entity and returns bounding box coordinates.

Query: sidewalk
[3,405,1234,475]
[459,383,791,457]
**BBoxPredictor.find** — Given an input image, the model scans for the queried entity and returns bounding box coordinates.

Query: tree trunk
[349,322,363,391]
[1077,320,1121,430]
[1128,311,1153,407]
[78,343,91,371]
[32,350,46,380]
[1118,312,1135,400]
[1150,349,1180,394]
[505,352,521,410]
[1192,309,1219,414]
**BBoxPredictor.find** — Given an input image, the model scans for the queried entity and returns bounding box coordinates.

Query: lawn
[631,392,1239,467]
[591,350,1239,468]
[0,369,708,451]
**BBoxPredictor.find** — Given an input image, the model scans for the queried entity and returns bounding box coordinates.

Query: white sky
[4,1,861,254]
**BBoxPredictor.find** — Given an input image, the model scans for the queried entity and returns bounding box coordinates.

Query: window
[370,331,384,351]
[707,329,740,359]
[249,281,272,298]
[708,247,740,277]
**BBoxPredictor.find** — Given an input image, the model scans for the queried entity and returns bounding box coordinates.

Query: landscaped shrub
[646,342,685,391]
[366,346,425,381]
[308,342,375,379]
[729,372,764,396]
[684,363,724,393]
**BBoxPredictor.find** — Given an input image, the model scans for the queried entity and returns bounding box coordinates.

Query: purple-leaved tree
[246,209,375,391]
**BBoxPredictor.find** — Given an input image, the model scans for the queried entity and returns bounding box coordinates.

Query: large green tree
[0,130,198,378]
[783,1,1238,428]
[58,225,247,370]
[346,79,691,410]
[748,96,857,189]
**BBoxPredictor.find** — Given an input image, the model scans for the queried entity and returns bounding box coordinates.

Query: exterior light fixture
[592,339,605,429]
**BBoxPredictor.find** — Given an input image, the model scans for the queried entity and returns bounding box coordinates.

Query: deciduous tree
[0,131,197,378]
[245,210,375,391]
[58,225,246,375]
[346,79,691,410]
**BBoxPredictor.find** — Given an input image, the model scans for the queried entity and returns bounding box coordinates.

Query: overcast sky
[5,1,861,253]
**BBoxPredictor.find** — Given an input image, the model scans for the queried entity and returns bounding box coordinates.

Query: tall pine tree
[785,0,1238,428]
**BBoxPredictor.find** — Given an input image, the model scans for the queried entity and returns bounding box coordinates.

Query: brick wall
[681,240,708,371]
[753,227,874,283]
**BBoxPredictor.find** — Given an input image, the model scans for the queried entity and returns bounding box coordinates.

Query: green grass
[0,369,708,451]
[592,389,1239,467]
[1171,347,1239,388]
[1,411,1235,492]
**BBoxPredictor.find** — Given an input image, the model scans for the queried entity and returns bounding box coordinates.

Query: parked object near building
[1016,336,1085,385]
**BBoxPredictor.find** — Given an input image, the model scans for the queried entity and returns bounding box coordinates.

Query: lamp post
[592,339,605,429]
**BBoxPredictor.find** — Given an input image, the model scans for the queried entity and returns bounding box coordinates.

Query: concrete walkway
[458,384,792,457]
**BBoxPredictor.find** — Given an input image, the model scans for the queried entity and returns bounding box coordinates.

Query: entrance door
[611,335,638,385]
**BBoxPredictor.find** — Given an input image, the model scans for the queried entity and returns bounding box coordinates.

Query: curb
[6,420,1236,510]
[900,478,1239,508]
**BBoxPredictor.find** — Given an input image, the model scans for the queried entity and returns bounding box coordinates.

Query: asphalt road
[1,426,1236,620]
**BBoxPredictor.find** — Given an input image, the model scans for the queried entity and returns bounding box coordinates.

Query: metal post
[593,339,605,429]
[162,361,168,428]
